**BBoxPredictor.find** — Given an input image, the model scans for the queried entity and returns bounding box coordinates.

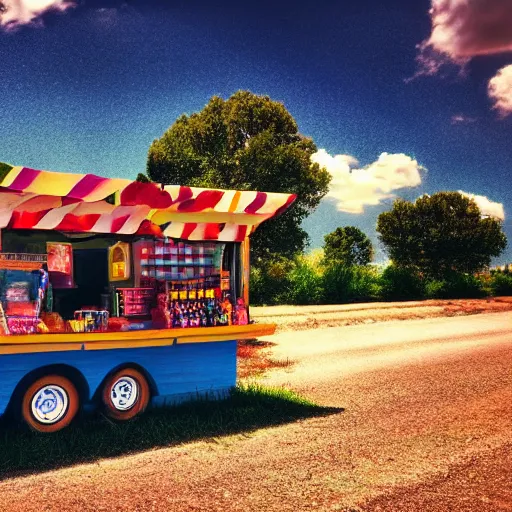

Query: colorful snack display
[40,312,66,333]
[235,297,248,325]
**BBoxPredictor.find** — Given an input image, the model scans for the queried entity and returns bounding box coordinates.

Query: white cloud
[488,65,512,118]
[459,190,505,220]
[312,149,423,214]
[451,114,476,124]
[412,1,512,116]
[0,0,76,30]
[415,0,512,76]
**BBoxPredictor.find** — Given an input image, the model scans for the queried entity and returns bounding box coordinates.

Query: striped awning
[0,165,296,242]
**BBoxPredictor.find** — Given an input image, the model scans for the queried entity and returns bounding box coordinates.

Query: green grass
[0,384,340,478]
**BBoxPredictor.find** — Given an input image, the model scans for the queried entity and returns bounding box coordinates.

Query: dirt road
[1,312,511,511]
[250,297,512,332]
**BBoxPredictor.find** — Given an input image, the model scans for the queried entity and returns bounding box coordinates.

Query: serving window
[0,230,247,335]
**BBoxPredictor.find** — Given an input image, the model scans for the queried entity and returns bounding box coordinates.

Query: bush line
[251,257,512,306]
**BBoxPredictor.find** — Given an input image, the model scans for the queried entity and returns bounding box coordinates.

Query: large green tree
[323,226,373,266]
[146,91,330,262]
[377,192,507,278]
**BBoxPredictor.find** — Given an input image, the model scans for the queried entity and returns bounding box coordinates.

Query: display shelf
[140,262,214,266]
[136,240,221,285]
[141,253,215,258]
[115,288,154,318]
[117,288,154,291]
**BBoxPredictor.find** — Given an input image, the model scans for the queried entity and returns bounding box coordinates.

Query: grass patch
[237,339,296,378]
[237,339,274,359]
[0,383,340,478]
[266,357,294,368]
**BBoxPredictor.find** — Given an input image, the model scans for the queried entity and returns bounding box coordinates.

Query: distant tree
[377,192,507,278]
[323,226,373,266]
[0,162,12,182]
[146,90,331,263]
[135,172,151,183]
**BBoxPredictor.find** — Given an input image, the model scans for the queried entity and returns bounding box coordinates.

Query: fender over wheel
[101,367,150,421]
[21,375,80,433]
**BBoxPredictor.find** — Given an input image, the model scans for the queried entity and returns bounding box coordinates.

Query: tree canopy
[377,192,507,278]
[146,91,330,262]
[323,226,373,266]
[0,162,12,182]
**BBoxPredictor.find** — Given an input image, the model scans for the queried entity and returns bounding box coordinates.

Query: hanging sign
[47,243,72,274]
[47,243,74,288]
[0,253,46,271]
[109,242,130,281]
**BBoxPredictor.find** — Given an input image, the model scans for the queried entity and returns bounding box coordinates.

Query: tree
[377,192,507,278]
[146,91,331,262]
[323,226,373,266]
[0,162,12,182]
[135,172,151,183]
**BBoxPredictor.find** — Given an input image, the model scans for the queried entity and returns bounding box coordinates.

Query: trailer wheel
[101,368,150,421]
[21,375,80,433]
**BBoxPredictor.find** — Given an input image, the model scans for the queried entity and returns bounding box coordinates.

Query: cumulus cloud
[0,0,76,30]
[312,150,423,214]
[412,1,512,116]
[415,0,512,75]
[488,64,512,117]
[459,190,505,220]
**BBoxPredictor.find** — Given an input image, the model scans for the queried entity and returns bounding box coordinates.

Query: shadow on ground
[0,384,342,479]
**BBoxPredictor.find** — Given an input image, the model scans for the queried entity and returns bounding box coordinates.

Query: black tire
[101,368,150,421]
[21,375,80,433]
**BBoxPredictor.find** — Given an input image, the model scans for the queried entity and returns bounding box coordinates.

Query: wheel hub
[110,376,139,410]
[31,385,69,424]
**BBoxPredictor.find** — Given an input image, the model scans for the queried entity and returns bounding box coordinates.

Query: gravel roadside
[250,297,512,332]
[359,443,512,511]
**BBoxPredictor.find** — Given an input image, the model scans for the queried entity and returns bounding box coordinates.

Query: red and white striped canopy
[0,166,296,242]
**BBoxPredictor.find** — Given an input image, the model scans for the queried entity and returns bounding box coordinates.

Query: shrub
[424,279,445,299]
[250,256,294,305]
[379,265,425,301]
[477,273,494,297]
[287,258,323,305]
[424,273,487,299]
[249,266,265,305]
[490,272,512,296]
[322,263,380,304]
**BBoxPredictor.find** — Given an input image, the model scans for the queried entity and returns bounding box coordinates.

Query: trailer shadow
[0,384,342,479]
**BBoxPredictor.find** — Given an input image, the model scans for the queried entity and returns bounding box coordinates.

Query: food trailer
[0,164,295,432]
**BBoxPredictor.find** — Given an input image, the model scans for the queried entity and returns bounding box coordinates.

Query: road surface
[0,312,511,511]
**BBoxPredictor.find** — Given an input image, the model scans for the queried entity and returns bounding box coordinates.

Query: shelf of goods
[138,240,218,282]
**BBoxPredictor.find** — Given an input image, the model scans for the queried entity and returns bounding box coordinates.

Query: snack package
[40,312,66,333]
[151,293,171,329]
[7,317,39,335]
[5,301,38,317]
[37,320,49,334]
[221,297,233,326]
[67,319,85,333]
[0,303,9,335]
[107,317,131,332]
[235,297,248,325]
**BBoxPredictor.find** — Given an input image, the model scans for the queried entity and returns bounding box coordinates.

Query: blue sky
[1,0,511,263]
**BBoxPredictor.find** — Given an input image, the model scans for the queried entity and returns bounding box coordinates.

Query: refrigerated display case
[116,287,153,317]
